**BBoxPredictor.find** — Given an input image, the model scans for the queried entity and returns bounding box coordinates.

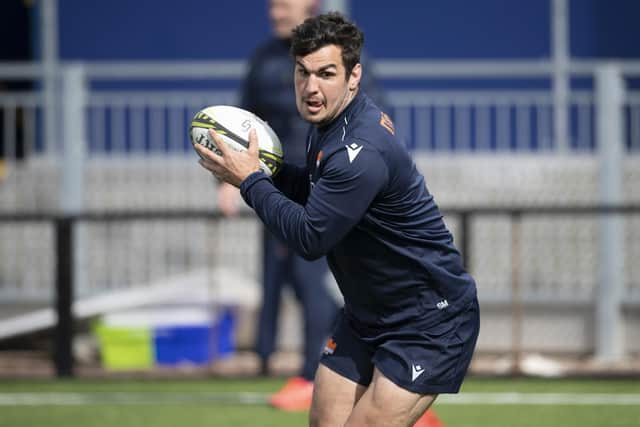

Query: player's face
[269,0,315,39]
[294,44,361,127]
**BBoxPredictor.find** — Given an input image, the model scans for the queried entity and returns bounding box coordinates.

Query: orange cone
[269,377,314,412]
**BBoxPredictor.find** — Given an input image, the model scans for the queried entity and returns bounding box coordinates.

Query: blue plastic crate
[152,307,236,366]
[153,325,214,366]
[215,308,235,359]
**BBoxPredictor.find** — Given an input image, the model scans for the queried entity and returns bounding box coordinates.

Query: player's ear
[348,63,362,91]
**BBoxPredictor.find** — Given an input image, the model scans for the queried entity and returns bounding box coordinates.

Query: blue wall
[58,0,271,60]
[53,0,640,61]
[570,0,640,58]
[351,0,550,59]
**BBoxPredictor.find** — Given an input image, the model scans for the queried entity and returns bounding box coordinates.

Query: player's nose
[305,74,320,93]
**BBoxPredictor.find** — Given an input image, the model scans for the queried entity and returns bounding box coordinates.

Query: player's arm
[240,141,388,260]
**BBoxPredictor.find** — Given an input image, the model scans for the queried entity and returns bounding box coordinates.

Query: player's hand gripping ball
[190,105,283,177]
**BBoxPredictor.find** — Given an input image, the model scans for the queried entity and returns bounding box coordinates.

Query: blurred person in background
[0,1,31,178]
[0,81,27,181]
[216,0,337,412]
[202,10,473,427]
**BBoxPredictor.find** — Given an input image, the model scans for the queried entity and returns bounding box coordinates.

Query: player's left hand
[195,128,262,187]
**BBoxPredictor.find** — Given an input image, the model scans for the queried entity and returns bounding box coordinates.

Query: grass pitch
[0,377,638,426]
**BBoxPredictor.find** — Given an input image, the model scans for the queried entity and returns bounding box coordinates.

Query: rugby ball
[190,105,284,177]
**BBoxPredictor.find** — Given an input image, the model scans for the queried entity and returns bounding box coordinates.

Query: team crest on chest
[380,112,395,135]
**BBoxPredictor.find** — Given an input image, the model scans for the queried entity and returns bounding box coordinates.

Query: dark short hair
[290,12,363,78]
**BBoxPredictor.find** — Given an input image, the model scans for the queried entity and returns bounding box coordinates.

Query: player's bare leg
[309,364,367,427]
[345,367,437,427]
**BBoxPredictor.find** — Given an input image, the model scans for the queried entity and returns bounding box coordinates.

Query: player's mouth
[305,99,323,114]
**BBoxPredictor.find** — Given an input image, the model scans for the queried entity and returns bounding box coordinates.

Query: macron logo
[346,143,363,163]
[411,364,425,382]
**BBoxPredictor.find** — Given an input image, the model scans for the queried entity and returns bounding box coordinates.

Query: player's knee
[309,392,352,427]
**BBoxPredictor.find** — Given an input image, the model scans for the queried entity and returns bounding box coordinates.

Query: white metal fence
[1,61,639,160]
[1,60,640,360]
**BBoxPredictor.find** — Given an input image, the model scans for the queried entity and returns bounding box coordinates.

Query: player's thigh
[345,367,437,427]
[310,364,367,427]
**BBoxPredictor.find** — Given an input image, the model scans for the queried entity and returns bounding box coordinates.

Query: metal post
[61,64,87,213]
[552,0,570,153]
[595,64,625,362]
[55,217,74,377]
[510,212,523,375]
[56,64,88,377]
[459,212,471,271]
[61,63,88,300]
[41,0,59,155]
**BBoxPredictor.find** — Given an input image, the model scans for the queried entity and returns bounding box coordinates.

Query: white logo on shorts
[411,363,425,382]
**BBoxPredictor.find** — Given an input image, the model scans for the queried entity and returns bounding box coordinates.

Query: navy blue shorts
[319,298,480,395]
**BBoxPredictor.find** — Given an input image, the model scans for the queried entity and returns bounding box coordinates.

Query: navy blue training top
[240,91,477,332]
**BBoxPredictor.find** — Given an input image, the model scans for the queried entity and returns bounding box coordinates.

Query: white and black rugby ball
[190,105,284,177]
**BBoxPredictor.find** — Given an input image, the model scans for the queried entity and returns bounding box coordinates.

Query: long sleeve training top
[241,91,477,333]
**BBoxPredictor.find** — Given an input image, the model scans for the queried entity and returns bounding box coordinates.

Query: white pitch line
[438,393,640,405]
[0,392,639,406]
[0,392,269,406]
